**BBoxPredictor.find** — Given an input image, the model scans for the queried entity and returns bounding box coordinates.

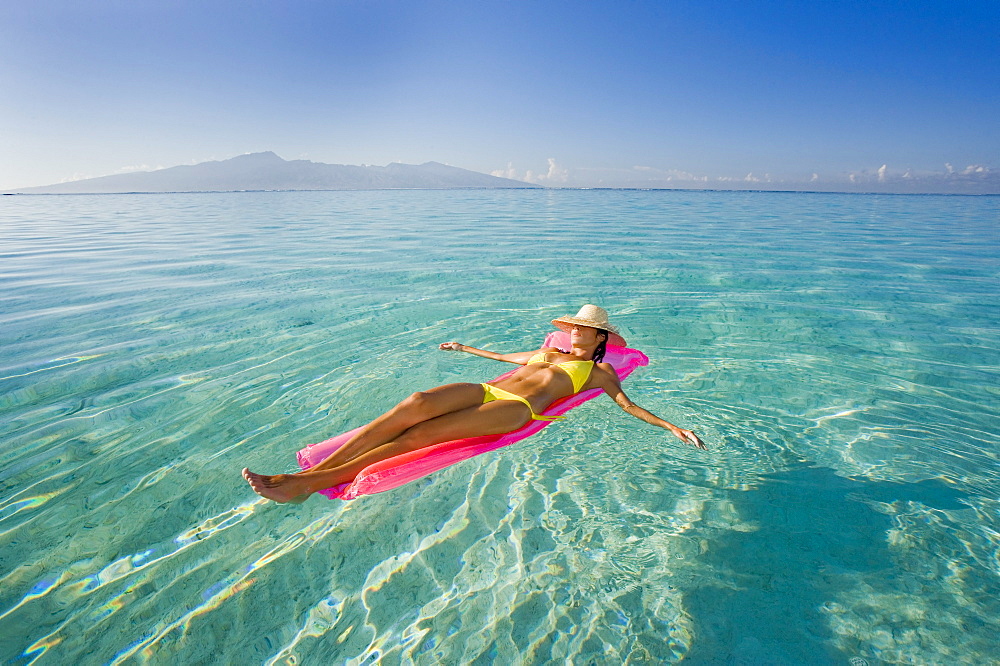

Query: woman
[243,305,705,503]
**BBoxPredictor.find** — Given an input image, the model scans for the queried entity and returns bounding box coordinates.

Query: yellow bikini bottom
[480,384,564,421]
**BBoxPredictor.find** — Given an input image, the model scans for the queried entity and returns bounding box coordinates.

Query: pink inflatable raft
[297,331,649,500]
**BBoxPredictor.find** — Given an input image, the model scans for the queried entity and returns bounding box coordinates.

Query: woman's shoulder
[584,362,621,390]
[594,361,620,377]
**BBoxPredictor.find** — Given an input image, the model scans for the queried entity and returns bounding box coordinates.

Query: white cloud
[493,160,997,193]
[631,166,707,182]
[60,172,92,183]
[539,158,568,183]
[494,159,569,184]
[837,162,998,193]
[113,164,163,175]
[490,162,520,180]
[731,172,773,183]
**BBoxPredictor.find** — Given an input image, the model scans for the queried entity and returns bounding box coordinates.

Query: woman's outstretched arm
[592,364,706,449]
[439,342,557,365]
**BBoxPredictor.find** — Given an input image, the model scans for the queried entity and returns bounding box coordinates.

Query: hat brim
[551,318,627,347]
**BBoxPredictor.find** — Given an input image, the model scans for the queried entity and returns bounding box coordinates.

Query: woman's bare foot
[242,468,313,503]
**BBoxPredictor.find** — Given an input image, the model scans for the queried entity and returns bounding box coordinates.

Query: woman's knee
[398,390,433,413]
[394,423,435,452]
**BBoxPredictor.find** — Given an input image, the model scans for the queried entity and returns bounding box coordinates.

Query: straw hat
[551,304,627,347]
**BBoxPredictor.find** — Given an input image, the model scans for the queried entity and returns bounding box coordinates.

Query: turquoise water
[1,190,998,664]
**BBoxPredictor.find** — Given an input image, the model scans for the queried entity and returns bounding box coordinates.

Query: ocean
[1,189,998,664]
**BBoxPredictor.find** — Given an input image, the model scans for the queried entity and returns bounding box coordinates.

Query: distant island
[7,152,540,194]
[9,152,995,195]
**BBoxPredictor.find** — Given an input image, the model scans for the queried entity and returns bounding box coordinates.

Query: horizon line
[5,187,998,198]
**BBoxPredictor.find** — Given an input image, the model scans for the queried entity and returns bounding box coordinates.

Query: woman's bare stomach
[488,365,576,413]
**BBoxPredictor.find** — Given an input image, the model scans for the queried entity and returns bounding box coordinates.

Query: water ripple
[0,190,997,663]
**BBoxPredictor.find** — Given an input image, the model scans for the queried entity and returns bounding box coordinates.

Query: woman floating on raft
[243,305,705,503]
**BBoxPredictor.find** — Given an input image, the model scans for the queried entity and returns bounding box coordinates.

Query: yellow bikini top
[526,352,594,393]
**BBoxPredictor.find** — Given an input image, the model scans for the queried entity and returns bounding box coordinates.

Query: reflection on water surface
[1,190,998,664]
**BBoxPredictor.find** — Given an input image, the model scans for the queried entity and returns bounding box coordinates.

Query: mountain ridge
[7,152,539,193]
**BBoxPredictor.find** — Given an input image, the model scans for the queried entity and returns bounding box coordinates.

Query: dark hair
[593,329,609,363]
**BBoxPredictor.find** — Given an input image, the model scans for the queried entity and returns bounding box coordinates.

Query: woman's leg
[308,382,486,472]
[243,399,531,502]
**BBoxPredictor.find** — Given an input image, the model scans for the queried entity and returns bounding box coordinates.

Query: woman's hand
[439,342,463,351]
[670,427,706,450]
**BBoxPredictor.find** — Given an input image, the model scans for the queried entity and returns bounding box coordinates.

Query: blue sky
[2,0,998,192]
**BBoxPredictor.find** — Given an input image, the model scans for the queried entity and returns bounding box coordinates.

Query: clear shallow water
[0,189,998,664]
